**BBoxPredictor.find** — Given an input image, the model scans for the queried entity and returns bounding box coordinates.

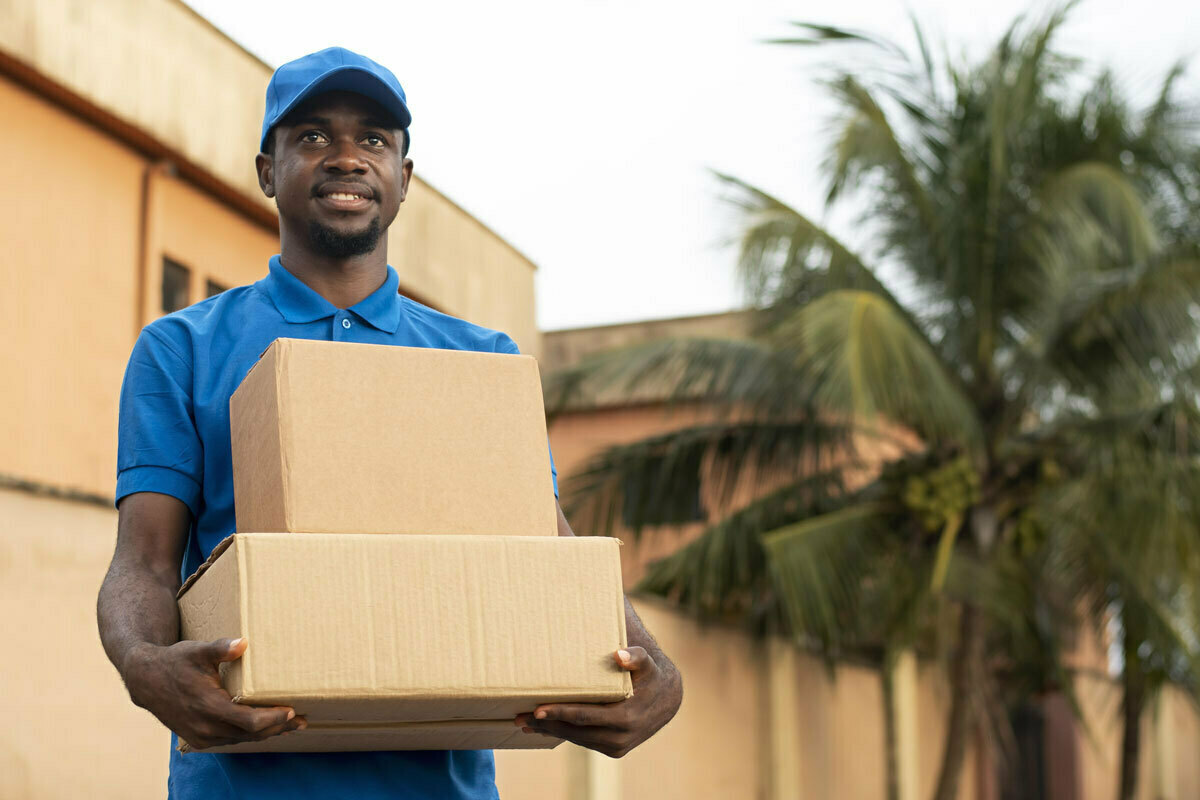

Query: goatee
[308,217,382,258]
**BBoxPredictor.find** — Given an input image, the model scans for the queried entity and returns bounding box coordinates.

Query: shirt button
[342,318,352,329]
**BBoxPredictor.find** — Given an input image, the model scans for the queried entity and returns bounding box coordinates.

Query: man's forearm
[97,559,182,682]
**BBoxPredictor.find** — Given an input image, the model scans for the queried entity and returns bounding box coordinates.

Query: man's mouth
[315,187,375,211]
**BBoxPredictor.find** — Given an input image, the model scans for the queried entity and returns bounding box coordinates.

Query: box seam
[276,340,294,532]
[236,535,252,700]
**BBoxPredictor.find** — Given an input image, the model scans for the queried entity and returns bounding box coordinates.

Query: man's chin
[307,217,383,259]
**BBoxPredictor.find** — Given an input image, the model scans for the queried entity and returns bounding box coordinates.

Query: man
[97,47,682,799]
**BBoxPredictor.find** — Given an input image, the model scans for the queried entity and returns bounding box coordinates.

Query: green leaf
[773,290,982,447]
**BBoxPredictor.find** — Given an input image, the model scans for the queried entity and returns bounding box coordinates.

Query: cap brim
[261,66,412,151]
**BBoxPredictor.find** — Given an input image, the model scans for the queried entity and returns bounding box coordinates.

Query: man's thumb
[207,637,248,664]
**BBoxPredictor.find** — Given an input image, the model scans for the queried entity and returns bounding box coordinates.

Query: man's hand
[123,636,305,750]
[514,646,682,758]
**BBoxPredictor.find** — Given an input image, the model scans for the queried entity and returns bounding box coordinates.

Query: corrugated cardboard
[180,720,561,754]
[177,533,632,753]
[230,338,558,536]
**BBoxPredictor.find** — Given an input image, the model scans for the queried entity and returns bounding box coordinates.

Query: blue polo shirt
[116,255,557,800]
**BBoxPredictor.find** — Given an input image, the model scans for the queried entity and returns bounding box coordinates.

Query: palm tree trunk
[932,605,983,800]
[1118,671,1145,800]
[883,648,900,800]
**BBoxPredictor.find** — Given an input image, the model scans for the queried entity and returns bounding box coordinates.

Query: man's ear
[397,158,414,203]
[256,152,275,198]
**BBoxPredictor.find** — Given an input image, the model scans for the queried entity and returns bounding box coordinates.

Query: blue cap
[260,47,411,153]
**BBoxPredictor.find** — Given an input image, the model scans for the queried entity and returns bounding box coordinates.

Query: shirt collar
[263,255,403,333]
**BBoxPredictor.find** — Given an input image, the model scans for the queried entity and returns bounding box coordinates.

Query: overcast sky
[184,0,1196,331]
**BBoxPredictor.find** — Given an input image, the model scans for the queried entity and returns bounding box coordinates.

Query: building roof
[541,309,758,411]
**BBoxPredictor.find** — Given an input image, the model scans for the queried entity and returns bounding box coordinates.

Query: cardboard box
[177,533,631,753]
[231,338,558,536]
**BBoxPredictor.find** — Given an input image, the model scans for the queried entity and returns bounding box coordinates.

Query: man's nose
[322,138,368,173]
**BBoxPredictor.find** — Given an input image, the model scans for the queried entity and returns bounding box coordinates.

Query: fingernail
[230,638,244,648]
[535,710,547,720]
[286,710,295,721]
[618,649,630,661]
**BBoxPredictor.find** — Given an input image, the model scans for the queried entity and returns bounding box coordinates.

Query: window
[161,257,190,314]
[206,279,228,298]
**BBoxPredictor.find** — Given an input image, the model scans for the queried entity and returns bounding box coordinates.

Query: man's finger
[614,646,657,680]
[530,702,629,729]
[211,700,297,734]
[521,720,625,754]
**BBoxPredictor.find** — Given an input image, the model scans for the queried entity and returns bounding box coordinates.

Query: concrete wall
[0,487,166,799]
[0,71,279,499]
[0,72,144,498]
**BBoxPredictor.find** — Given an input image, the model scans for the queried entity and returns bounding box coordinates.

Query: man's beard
[307,217,382,258]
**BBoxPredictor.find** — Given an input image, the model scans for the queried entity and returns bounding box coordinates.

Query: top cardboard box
[231,339,558,536]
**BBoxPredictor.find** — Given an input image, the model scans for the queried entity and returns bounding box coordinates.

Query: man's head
[255,48,413,261]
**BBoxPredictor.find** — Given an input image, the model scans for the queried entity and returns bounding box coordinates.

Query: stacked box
[176,339,631,754]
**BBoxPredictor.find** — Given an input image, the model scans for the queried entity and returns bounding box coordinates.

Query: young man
[97,47,682,799]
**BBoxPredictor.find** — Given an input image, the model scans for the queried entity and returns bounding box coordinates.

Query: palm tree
[546,5,1200,799]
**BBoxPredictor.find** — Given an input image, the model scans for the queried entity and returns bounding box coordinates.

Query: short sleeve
[115,326,204,515]
[495,332,558,498]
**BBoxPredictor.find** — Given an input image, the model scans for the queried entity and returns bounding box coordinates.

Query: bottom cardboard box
[176,533,631,754]
[180,720,561,754]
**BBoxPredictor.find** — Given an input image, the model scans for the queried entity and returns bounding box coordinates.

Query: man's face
[257,91,412,258]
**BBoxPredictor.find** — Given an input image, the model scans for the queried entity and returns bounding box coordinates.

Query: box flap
[177,534,236,599]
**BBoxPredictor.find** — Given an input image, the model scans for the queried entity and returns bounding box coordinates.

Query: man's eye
[364,134,386,147]
[301,131,326,143]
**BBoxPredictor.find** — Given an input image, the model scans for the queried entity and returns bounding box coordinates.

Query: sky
[183,0,1197,331]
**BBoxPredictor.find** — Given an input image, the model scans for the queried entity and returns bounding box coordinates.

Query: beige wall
[0,0,542,355]
[153,171,280,324]
[392,184,541,356]
[0,71,280,499]
[0,74,142,498]
[0,487,166,800]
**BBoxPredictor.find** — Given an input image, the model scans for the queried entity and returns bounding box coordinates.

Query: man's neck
[278,240,390,310]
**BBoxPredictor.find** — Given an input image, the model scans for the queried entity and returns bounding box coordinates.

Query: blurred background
[2,1,1198,798]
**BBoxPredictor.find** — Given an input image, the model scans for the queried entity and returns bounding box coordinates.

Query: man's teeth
[326,192,366,201]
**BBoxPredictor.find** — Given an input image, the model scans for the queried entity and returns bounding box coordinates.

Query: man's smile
[314,183,375,212]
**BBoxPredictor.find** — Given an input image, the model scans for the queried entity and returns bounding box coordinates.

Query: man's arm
[97,492,304,749]
[514,502,684,757]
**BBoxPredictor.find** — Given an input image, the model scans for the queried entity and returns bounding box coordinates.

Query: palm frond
[635,470,854,632]
[713,172,922,318]
[1037,252,1200,394]
[772,290,983,447]
[762,503,890,650]
[543,334,810,419]
[563,417,857,537]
